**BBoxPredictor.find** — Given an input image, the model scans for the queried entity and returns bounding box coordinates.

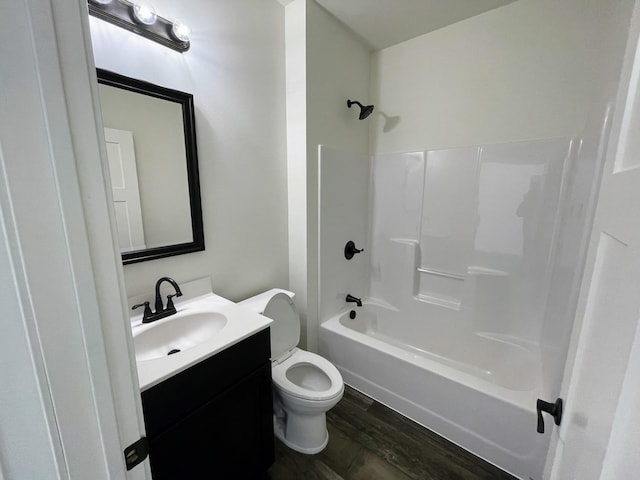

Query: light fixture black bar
[88,0,189,53]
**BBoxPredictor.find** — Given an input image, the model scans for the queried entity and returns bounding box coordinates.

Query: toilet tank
[239,289,299,360]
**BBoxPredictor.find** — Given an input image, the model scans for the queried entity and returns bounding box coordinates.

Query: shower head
[347,99,375,120]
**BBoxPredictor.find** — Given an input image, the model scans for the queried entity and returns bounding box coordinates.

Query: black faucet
[346,294,362,307]
[132,276,183,323]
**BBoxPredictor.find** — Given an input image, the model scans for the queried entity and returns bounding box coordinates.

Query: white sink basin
[129,279,273,391]
[134,311,227,361]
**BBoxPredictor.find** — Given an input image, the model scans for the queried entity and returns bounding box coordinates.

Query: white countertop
[130,282,271,392]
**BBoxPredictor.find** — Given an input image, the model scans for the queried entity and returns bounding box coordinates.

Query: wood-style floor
[267,386,517,480]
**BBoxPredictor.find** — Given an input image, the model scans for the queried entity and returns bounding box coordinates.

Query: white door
[105,127,147,252]
[0,0,150,478]
[547,3,640,478]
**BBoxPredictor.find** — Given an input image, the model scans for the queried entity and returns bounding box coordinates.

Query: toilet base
[273,413,329,454]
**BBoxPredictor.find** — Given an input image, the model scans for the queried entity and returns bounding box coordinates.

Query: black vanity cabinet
[141,328,274,479]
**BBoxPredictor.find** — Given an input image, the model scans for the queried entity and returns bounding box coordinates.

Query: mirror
[97,69,204,264]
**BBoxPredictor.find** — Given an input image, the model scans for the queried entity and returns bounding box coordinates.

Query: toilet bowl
[240,289,344,454]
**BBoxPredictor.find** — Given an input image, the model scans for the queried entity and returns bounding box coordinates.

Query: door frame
[0,0,149,478]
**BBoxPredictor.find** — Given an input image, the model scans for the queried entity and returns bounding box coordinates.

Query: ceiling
[277,0,518,50]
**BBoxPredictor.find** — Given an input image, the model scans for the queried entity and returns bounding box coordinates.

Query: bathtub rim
[322,306,545,412]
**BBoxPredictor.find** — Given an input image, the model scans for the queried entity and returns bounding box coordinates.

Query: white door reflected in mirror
[98,81,193,253]
[105,127,146,252]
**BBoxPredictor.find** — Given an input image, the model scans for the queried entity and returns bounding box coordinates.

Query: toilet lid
[266,293,300,360]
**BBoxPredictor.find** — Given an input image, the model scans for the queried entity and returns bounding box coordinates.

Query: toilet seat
[272,348,343,401]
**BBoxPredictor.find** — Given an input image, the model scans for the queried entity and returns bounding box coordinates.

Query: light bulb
[133,1,157,25]
[171,20,191,42]
[91,0,113,4]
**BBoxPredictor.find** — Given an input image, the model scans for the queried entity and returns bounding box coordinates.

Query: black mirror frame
[97,68,205,265]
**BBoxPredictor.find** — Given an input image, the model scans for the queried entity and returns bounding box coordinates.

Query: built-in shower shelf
[417,267,466,281]
[415,292,461,310]
[467,266,508,277]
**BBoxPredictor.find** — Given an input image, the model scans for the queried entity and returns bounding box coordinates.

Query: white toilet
[240,288,344,454]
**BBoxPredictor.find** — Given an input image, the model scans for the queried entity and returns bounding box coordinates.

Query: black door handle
[536,398,563,434]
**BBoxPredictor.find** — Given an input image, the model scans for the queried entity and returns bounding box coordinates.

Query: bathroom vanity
[141,329,273,479]
[129,280,274,479]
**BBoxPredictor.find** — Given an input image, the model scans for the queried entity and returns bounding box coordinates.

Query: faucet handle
[132,301,152,319]
[166,294,178,311]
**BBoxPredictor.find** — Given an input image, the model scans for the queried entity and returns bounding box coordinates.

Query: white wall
[90,0,288,301]
[285,0,309,347]
[285,0,370,350]
[318,146,369,323]
[370,0,623,154]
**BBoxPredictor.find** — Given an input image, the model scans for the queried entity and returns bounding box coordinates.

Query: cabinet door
[148,364,274,479]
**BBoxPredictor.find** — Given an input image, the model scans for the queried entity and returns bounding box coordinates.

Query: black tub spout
[346,294,362,307]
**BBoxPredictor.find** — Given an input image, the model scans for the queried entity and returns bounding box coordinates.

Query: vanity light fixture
[171,20,191,43]
[88,0,190,53]
[132,1,157,25]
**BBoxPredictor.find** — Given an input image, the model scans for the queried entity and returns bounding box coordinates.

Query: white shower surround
[317,137,588,479]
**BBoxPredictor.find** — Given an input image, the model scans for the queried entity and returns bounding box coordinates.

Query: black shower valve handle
[345,240,364,260]
[536,398,563,434]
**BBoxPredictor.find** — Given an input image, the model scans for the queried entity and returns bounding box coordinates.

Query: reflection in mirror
[97,69,204,264]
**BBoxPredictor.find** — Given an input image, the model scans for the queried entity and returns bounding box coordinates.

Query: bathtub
[319,303,550,480]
